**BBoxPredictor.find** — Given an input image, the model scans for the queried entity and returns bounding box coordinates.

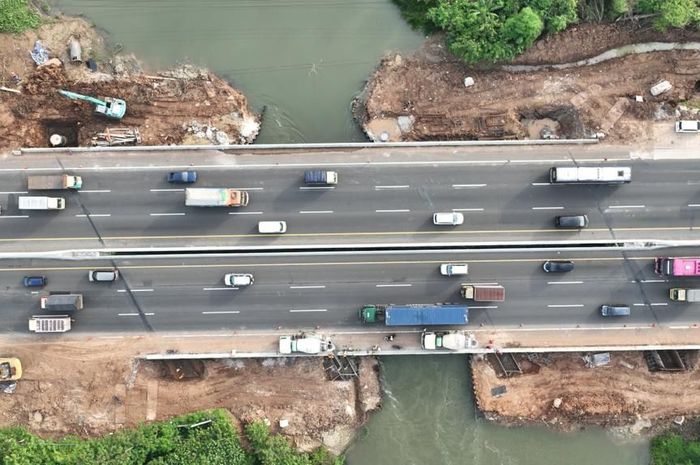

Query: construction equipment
[91,127,141,146]
[58,89,126,120]
[0,358,22,381]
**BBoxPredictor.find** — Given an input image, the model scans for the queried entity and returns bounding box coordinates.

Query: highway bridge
[2,143,700,348]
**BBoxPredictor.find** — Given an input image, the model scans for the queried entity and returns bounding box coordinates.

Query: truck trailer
[655,257,700,277]
[28,315,72,333]
[359,304,469,326]
[184,188,249,207]
[18,196,65,210]
[460,284,505,302]
[670,288,700,302]
[421,331,478,350]
[27,175,82,190]
[40,293,83,312]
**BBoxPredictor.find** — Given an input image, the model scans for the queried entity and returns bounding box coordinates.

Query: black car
[543,260,575,273]
[555,214,589,229]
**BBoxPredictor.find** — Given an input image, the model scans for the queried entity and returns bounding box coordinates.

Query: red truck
[460,284,505,302]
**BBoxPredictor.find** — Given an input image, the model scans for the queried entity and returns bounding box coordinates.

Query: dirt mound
[472,352,700,431]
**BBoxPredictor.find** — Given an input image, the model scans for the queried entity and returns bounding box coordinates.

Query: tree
[503,7,544,51]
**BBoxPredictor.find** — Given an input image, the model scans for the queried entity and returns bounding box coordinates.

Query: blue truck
[304,169,338,185]
[359,304,468,326]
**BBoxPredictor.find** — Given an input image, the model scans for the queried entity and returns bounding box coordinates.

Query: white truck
[279,335,335,354]
[184,188,249,207]
[669,288,700,302]
[421,331,478,350]
[18,196,65,210]
[28,315,72,333]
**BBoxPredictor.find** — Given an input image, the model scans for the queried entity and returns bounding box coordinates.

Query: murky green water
[345,356,649,465]
[51,0,424,143]
[49,2,650,462]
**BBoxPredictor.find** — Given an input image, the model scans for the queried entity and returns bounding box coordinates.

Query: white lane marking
[532,206,564,210]
[299,186,335,190]
[149,212,186,216]
[202,310,240,314]
[0,215,29,219]
[150,188,184,192]
[289,308,327,313]
[80,189,111,193]
[0,191,28,194]
[30,291,39,295]
[547,281,584,285]
[376,283,412,288]
[238,187,264,191]
[688,204,700,208]
[531,182,551,186]
[470,305,499,309]
[633,303,646,306]
[547,304,584,308]
[687,181,700,186]
[117,289,154,293]
[76,214,111,217]
[229,211,263,215]
[375,185,409,190]
[608,205,645,209]
[290,285,326,289]
[651,302,668,306]
[639,279,665,283]
[452,208,484,212]
[299,210,334,214]
[452,184,486,188]
[375,209,410,213]
[203,287,238,291]
[118,312,155,316]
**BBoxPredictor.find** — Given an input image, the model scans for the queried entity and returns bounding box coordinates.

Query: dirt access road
[357,23,700,144]
[0,337,381,455]
[472,351,700,434]
[0,16,259,150]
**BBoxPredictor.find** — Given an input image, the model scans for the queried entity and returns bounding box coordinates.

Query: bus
[654,257,700,277]
[549,166,631,184]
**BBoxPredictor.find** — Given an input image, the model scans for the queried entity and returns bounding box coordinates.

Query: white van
[258,221,287,234]
[440,264,469,276]
[224,273,254,287]
[433,212,464,226]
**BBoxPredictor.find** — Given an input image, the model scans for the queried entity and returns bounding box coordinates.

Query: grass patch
[0,0,41,33]
[0,409,343,465]
[650,432,700,465]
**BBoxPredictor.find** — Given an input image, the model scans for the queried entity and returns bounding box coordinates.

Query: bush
[0,0,41,33]
[650,433,700,465]
[0,410,341,465]
[391,0,441,33]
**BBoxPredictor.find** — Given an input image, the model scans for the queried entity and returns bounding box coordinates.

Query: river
[50,1,650,462]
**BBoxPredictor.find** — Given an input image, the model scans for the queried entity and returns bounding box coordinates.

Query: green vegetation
[0,409,343,465]
[392,0,700,63]
[0,0,41,34]
[650,432,700,465]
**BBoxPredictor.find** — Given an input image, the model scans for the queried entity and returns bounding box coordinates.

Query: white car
[258,221,287,234]
[675,120,700,133]
[433,212,464,226]
[224,273,254,287]
[440,264,469,276]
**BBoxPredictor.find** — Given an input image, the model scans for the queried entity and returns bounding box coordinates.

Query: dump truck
[40,293,83,312]
[359,304,468,326]
[18,196,65,210]
[28,315,72,333]
[421,331,478,350]
[27,175,82,190]
[460,284,505,302]
[669,288,700,302]
[279,335,335,354]
[0,358,22,381]
[184,188,249,207]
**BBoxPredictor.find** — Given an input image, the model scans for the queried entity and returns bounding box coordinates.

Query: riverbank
[0,336,381,455]
[0,13,260,150]
[354,23,700,143]
[471,351,700,437]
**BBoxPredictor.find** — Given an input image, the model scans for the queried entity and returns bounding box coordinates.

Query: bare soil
[356,25,700,143]
[0,16,259,150]
[471,352,700,433]
[0,339,381,455]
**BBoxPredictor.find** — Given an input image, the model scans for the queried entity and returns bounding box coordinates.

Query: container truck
[279,335,335,354]
[549,166,631,184]
[654,257,700,277]
[304,170,338,185]
[40,293,83,312]
[421,331,478,350]
[460,284,505,302]
[27,174,82,190]
[28,315,72,333]
[18,196,65,210]
[184,188,249,207]
[359,304,469,326]
[669,288,700,302]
